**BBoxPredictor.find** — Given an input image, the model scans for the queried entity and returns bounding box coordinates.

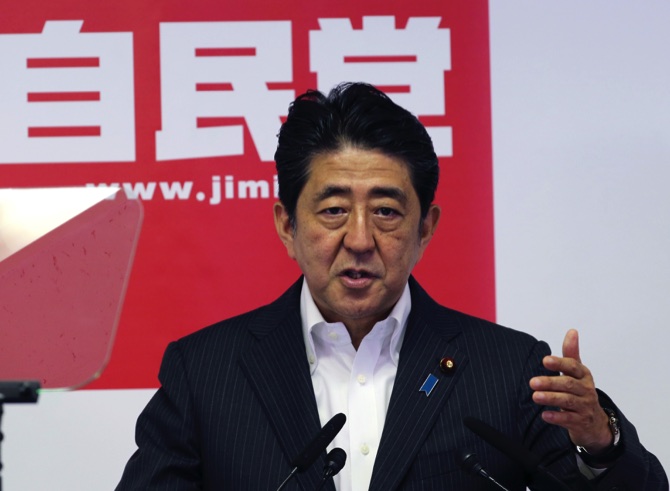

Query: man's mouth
[341,269,374,279]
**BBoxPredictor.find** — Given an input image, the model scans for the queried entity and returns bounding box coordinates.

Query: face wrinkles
[274,147,440,346]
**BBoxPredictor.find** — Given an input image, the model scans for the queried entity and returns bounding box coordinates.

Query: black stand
[0,381,40,491]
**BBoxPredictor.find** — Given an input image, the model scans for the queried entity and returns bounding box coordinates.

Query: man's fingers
[541,355,587,379]
[562,328,581,363]
[530,374,589,397]
[532,387,592,410]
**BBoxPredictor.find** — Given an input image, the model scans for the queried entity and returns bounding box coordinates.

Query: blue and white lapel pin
[419,373,439,396]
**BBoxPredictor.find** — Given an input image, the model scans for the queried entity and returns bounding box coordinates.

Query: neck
[344,322,375,350]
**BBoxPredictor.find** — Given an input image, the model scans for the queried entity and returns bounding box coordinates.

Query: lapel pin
[419,373,439,397]
[439,357,455,374]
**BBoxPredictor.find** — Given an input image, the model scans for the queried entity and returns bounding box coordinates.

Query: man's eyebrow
[369,186,407,205]
[314,185,351,202]
[313,185,408,205]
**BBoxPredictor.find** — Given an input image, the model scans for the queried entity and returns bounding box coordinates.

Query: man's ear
[418,204,441,256]
[273,201,296,260]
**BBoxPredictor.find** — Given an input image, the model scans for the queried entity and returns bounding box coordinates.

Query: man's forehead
[300,147,417,200]
[307,150,411,180]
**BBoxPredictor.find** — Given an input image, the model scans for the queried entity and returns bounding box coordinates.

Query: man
[117,83,667,490]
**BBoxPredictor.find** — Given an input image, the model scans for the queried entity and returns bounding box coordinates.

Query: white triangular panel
[0,187,119,262]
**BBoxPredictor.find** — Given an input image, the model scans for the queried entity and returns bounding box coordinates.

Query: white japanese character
[156,21,293,162]
[310,16,452,157]
[0,21,135,164]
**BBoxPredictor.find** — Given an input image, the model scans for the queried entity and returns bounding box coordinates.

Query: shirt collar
[300,279,411,374]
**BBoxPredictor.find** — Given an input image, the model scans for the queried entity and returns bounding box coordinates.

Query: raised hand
[530,329,612,453]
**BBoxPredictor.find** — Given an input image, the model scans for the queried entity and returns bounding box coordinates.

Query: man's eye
[377,207,399,217]
[322,207,345,215]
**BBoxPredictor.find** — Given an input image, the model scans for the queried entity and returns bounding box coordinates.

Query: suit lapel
[239,280,333,491]
[369,281,469,491]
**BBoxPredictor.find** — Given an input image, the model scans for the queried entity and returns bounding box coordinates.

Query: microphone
[315,448,347,491]
[463,416,573,491]
[323,447,347,478]
[290,413,346,470]
[276,413,347,491]
[460,450,511,491]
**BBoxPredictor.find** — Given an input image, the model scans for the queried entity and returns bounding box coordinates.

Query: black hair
[274,82,439,226]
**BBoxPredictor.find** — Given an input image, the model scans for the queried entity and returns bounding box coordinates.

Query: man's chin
[331,301,393,326]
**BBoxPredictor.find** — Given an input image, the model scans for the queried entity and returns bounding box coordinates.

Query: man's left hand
[529,329,613,453]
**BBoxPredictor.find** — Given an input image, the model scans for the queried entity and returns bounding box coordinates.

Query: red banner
[0,0,493,388]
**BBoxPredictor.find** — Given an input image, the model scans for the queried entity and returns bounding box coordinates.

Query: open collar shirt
[300,280,411,491]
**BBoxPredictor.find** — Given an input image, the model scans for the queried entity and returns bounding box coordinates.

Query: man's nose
[343,213,375,253]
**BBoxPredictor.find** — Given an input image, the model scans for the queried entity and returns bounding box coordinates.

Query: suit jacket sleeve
[590,390,668,490]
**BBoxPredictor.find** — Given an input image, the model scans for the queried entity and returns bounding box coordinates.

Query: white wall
[2,2,668,490]
[3,389,152,490]
[491,0,670,467]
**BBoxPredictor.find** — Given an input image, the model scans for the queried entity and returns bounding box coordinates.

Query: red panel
[0,0,493,390]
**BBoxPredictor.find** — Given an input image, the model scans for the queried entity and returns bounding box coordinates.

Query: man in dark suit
[116,83,667,490]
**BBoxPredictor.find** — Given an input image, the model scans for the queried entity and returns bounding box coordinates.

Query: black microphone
[460,450,511,491]
[290,413,346,470]
[463,416,573,491]
[276,413,347,491]
[315,448,347,491]
[323,447,347,478]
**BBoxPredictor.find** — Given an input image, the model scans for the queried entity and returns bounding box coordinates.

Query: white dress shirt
[300,281,411,491]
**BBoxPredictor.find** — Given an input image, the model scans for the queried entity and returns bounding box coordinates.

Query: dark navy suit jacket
[116,277,667,490]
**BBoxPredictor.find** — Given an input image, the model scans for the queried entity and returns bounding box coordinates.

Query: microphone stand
[460,451,511,491]
[275,467,298,491]
[0,381,40,491]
